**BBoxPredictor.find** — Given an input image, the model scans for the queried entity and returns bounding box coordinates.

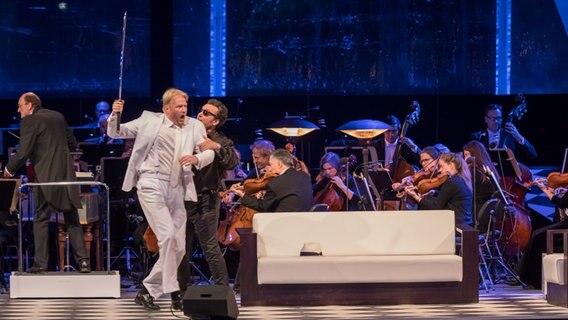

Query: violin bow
[116,11,127,131]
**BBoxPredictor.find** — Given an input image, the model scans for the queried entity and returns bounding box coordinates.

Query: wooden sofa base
[241,281,477,306]
[547,282,568,308]
[238,225,479,306]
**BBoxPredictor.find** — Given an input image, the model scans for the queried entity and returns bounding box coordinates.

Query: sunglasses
[201,108,218,118]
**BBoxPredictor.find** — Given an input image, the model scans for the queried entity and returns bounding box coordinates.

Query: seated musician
[392,146,440,193]
[246,139,275,179]
[470,103,537,163]
[373,115,421,168]
[231,149,312,212]
[313,152,360,211]
[517,182,568,289]
[84,114,124,144]
[404,152,473,226]
[463,140,500,232]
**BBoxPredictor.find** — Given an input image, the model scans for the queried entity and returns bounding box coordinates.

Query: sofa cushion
[252,211,456,258]
[543,253,566,285]
[257,255,463,284]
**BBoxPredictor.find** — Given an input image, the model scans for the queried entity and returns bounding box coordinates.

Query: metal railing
[17,181,111,273]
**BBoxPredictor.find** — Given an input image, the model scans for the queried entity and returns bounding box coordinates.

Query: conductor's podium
[10,181,120,299]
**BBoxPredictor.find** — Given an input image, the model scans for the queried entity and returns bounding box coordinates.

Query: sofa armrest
[546,229,568,255]
[455,224,478,298]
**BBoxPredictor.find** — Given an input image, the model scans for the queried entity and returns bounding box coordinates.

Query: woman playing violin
[404,152,473,226]
[392,146,440,193]
[313,152,360,211]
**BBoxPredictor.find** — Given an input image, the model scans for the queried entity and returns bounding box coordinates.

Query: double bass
[390,101,421,183]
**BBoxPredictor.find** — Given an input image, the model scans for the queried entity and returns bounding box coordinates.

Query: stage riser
[9,271,120,298]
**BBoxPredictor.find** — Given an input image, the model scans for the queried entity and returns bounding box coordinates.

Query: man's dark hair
[484,104,502,115]
[385,115,401,130]
[207,98,228,127]
[24,93,42,110]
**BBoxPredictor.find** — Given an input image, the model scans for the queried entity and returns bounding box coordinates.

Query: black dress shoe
[79,260,91,273]
[26,265,46,274]
[135,291,160,310]
[171,291,183,311]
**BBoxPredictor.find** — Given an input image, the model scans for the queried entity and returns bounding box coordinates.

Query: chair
[543,229,568,307]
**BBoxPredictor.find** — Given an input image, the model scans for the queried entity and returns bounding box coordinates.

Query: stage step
[9,271,121,298]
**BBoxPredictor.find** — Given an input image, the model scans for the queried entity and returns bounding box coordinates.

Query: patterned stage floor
[1,283,568,320]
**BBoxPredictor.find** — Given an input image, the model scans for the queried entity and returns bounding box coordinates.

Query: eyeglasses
[420,159,433,165]
[485,116,502,121]
[201,108,218,118]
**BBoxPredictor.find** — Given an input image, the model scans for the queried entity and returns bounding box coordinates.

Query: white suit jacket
[107,111,214,201]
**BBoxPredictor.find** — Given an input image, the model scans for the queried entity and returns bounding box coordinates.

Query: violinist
[404,152,473,226]
[177,99,239,297]
[392,146,440,194]
[471,104,537,163]
[517,180,568,289]
[313,152,360,211]
[463,140,500,231]
[246,139,275,179]
[231,149,313,212]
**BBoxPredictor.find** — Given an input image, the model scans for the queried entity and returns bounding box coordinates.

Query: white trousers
[136,175,186,299]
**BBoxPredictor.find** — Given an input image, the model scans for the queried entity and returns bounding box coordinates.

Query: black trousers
[178,191,229,290]
[33,204,88,269]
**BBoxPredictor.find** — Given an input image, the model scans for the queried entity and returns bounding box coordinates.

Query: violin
[217,172,277,251]
[544,172,568,189]
[415,172,449,194]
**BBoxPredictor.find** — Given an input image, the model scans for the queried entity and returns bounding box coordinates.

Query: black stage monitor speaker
[183,285,239,320]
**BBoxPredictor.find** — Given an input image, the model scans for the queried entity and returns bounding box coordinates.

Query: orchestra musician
[313,152,360,211]
[392,146,441,195]
[247,139,275,179]
[471,104,537,163]
[231,149,313,213]
[373,115,421,169]
[463,140,500,231]
[404,152,473,226]
[517,181,568,289]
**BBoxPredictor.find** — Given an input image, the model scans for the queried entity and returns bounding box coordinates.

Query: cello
[217,173,277,251]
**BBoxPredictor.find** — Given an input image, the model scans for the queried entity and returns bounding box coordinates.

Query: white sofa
[238,210,478,306]
[543,229,568,307]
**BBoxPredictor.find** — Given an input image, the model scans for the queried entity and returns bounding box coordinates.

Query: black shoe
[26,265,46,274]
[135,290,160,310]
[79,260,91,273]
[171,291,183,311]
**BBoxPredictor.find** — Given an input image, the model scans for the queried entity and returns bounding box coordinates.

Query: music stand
[367,168,398,210]
[77,143,124,166]
[489,148,521,179]
[0,179,21,215]
[352,174,376,211]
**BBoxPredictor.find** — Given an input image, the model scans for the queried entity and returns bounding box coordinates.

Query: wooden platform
[9,271,120,298]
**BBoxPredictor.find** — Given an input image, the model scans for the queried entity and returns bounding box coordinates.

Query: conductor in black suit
[3,92,90,273]
[233,149,313,212]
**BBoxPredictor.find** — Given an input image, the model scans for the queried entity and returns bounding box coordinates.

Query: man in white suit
[108,88,214,310]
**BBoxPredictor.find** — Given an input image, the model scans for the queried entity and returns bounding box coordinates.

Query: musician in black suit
[373,115,421,168]
[233,149,313,212]
[470,104,537,163]
[3,92,90,273]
